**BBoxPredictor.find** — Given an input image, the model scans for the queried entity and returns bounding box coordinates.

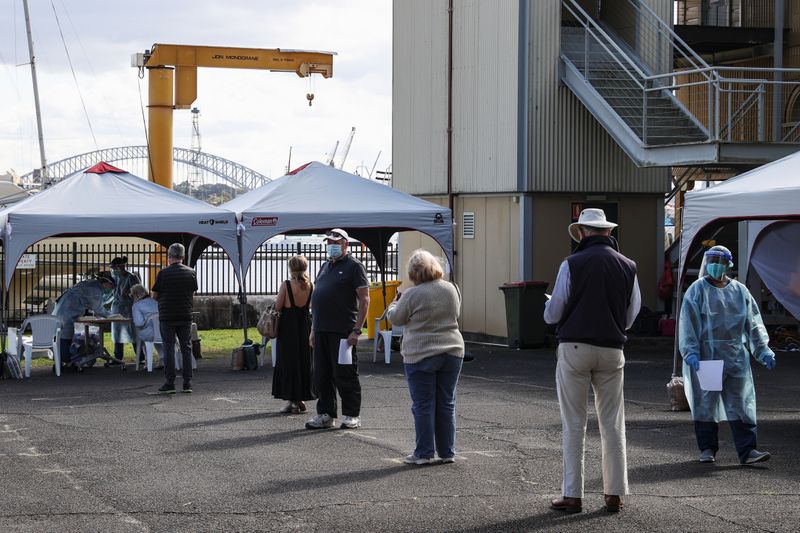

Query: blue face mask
[326,244,342,260]
[706,263,727,280]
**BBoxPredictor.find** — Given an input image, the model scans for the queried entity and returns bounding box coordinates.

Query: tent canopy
[223,162,454,275]
[0,163,241,288]
[679,150,800,279]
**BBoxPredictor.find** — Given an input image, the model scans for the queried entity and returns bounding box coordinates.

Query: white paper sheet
[697,360,724,391]
[338,339,353,365]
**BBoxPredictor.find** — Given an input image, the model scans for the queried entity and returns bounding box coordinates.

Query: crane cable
[57,0,126,145]
[50,0,97,150]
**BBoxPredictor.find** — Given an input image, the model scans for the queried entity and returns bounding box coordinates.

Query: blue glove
[762,354,776,370]
[685,354,700,372]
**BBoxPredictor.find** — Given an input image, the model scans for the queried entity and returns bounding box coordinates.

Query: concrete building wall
[392,0,449,195]
[451,0,519,193]
[399,194,519,338]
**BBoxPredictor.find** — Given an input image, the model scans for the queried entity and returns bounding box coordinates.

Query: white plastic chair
[372,310,403,364]
[135,313,162,373]
[14,315,62,378]
[135,314,196,372]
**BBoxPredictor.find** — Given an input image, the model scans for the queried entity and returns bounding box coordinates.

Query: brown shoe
[604,495,623,513]
[550,497,582,513]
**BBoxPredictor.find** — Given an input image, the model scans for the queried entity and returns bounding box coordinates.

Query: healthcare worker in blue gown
[110,256,141,363]
[679,245,776,465]
[52,273,116,363]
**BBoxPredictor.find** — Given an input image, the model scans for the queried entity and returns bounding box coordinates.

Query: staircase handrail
[562,0,648,81]
[719,86,763,140]
[625,0,711,76]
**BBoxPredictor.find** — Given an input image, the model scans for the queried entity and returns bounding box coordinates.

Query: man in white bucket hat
[544,208,641,514]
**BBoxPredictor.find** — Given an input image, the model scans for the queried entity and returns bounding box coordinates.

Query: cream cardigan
[385,279,464,364]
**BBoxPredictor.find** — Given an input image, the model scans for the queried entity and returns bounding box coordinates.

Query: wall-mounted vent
[462,212,475,239]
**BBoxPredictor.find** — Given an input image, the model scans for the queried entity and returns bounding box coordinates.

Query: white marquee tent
[223,162,454,277]
[0,163,241,289]
[679,151,800,319]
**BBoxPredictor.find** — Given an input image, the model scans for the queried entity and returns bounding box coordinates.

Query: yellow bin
[366,280,402,339]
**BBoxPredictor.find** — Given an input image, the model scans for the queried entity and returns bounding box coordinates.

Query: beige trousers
[555,342,628,498]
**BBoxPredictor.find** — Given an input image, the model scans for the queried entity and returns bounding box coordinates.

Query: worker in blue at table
[52,272,116,363]
[109,256,141,363]
[679,245,776,465]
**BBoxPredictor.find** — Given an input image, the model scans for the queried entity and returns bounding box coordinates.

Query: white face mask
[326,243,342,260]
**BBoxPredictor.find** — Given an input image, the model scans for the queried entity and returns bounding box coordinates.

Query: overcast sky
[0,0,392,182]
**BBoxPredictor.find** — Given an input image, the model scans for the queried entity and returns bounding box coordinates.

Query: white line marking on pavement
[36,468,73,475]
[31,396,86,401]
[18,447,53,457]
[212,397,240,404]
[459,451,501,458]
[338,431,378,440]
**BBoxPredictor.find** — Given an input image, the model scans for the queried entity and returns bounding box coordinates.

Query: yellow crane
[132,44,334,189]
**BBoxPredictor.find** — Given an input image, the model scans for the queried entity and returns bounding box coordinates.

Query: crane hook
[306,93,315,107]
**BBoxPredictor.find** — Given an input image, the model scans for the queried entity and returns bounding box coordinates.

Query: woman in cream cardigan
[387,250,464,465]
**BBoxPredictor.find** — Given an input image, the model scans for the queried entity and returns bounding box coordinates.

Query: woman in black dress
[272,255,315,414]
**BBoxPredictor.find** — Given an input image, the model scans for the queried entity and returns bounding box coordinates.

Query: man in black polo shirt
[306,228,370,430]
[152,243,198,394]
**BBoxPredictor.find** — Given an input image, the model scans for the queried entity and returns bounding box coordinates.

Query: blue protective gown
[679,277,774,424]
[52,280,110,339]
[111,271,140,344]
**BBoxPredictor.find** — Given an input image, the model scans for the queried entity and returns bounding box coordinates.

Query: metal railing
[0,241,398,326]
[561,0,800,145]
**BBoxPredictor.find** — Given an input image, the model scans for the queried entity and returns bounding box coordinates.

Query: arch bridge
[20,146,271,191]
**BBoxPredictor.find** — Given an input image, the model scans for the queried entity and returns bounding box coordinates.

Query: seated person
[52,272,115,361]
[130,283,162,365]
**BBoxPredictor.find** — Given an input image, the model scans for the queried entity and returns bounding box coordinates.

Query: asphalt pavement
[1,341,798,532]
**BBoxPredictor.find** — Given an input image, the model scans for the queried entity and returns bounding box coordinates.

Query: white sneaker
[440,456,456,464]
[403,454,435,465]
[305,413,334,430]
[340,415,362,429]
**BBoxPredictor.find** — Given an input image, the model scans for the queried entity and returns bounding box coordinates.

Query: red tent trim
[287,162,312,175]
[85,162,126,174]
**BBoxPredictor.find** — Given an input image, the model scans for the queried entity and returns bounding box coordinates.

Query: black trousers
[160,321,193,385]
[314,331,361,418]
[114,342,136,361]
[694,420,758,462]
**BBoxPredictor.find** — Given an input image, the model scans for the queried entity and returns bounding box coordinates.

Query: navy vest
[557,236,637,349]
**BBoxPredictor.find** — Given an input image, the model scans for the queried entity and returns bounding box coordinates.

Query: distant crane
[188,107,204,199]
[336,127,356,170]
[324,140,339,166]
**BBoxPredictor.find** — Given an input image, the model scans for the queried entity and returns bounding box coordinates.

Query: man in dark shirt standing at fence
[306,228,370,430]
[152,243,198,394]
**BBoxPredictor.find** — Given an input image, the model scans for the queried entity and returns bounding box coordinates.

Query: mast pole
[23,0,48,183]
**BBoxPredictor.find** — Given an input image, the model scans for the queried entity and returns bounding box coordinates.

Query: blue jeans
[404,354,463,459]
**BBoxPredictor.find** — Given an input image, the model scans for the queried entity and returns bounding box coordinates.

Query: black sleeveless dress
[271,280,316,402]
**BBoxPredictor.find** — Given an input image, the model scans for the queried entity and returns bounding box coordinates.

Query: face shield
[699,245,734,280]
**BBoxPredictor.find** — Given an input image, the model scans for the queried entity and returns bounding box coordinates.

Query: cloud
[0,0,391,180]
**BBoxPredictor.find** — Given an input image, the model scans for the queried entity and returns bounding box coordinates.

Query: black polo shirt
[311,253,369,333]
[152,262,198,324]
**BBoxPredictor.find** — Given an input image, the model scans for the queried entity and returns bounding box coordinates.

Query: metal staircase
[560,0,800,168]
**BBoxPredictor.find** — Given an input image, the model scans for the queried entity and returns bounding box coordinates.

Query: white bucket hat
[568,208,618,242]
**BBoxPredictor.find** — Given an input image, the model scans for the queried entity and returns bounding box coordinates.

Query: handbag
[257,303,281,338]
